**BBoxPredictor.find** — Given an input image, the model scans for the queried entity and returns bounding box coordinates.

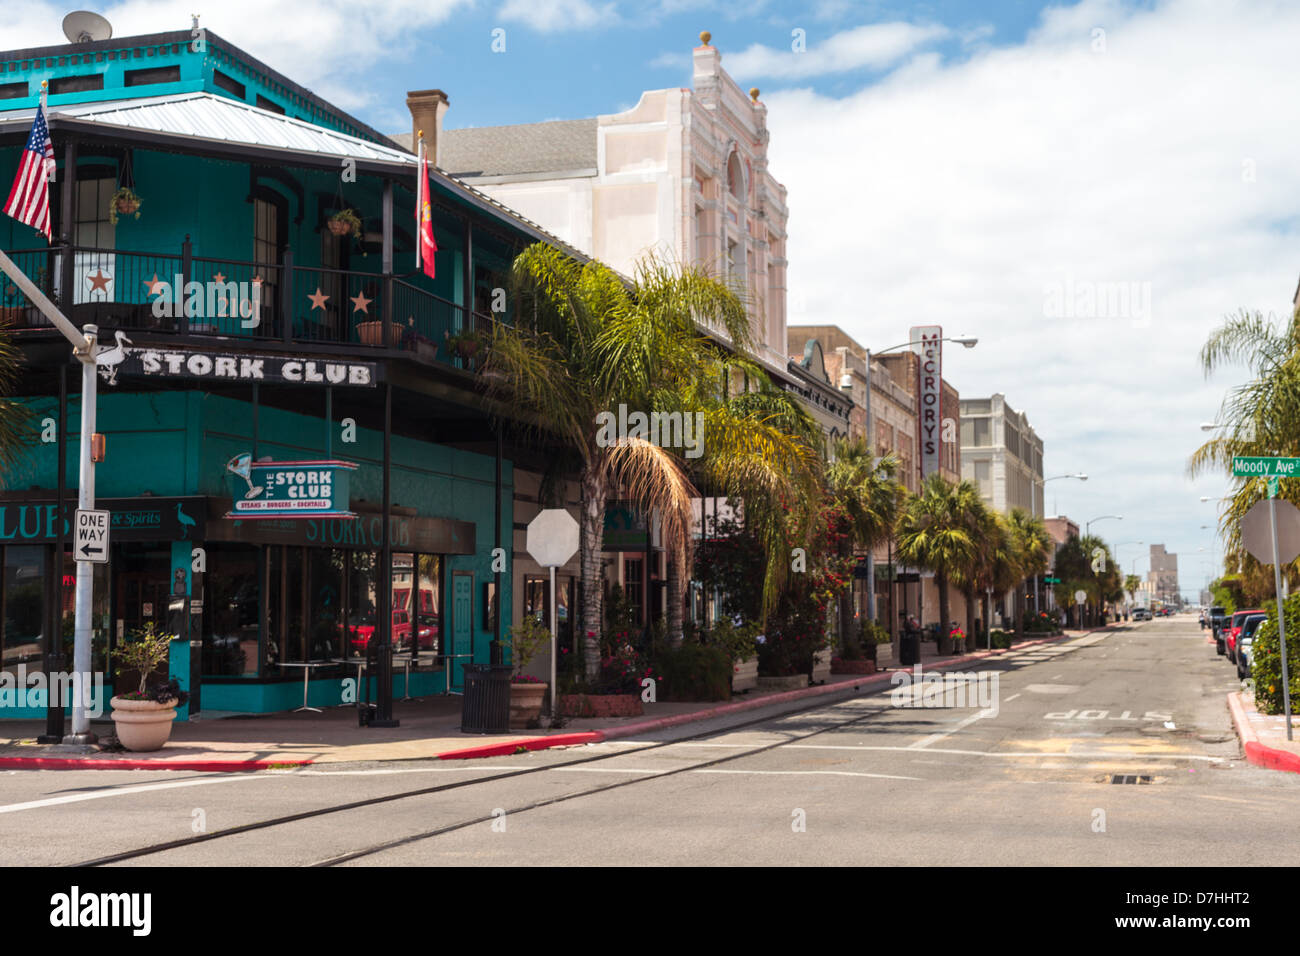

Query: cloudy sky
[10,0,1293,594]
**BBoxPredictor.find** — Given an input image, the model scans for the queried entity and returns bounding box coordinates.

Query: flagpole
[414,131,424,271]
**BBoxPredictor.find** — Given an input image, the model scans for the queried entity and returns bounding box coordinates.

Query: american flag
[3,102,55,241]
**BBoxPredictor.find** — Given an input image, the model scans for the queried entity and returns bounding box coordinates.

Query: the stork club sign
[85,336,378,388]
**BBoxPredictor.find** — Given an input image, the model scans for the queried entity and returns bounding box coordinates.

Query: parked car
[1133,607,1152,621]
[1209,606,1229,654]
[1236,613,1268,679]
[347,609,412,652]
[1224,609,1264,664]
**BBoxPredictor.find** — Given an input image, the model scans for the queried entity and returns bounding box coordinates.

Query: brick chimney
[405,89,449,164]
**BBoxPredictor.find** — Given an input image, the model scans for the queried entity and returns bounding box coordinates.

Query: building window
[727,151,745,200]
[961,417,991,447]
[213,69,246,99]
[0,81,27,100]
[255,94,285,115]
[50,73,104,95]
[124,65,180,87]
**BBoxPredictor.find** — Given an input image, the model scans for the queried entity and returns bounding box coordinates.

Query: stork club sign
[86,338,379,388]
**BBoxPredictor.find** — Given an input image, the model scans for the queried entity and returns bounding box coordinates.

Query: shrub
[504,615,551,682]
[989,629,1012,649]
[1250,595,1300,716]
[655,642,732,701]
[111,622,187,701]
[704,619,760,664]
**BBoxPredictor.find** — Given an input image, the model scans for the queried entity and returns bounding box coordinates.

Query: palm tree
[896,474,982,637]
[1124,573,1141,607]
[1006,508,1053,640]
[484,244,819,677]
[0,320,31,478]
[1188,306,1300,571]
[824,439,903,653]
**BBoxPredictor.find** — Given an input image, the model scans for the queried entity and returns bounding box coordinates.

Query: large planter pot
[509,682,547,729]
[110,696,178,752]
[357,320,402,347]
[831,658,877,675]
[558,693,643,719]
[731,657,758,693]
[812,648,832,684]
[757,674,808,692]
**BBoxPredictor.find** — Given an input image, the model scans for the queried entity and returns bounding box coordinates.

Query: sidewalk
[0,627,1088,771]
[1227,690,1300,774]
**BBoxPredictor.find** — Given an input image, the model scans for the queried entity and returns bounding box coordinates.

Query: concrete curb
[1226,691,1300,775]
[0,756,313,772]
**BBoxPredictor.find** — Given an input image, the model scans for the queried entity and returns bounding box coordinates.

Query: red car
[1224,609,1264,664]
[348,610,412,651]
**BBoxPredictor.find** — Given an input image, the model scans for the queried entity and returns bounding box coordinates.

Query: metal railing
[1,237,497,372]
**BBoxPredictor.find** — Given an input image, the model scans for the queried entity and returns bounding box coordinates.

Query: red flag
[4,100,54,242]
[417,140,437,280]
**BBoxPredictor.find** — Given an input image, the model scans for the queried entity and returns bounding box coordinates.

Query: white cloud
[724,21,949,80]
[771,0,1300,570]
[498,0,618,32]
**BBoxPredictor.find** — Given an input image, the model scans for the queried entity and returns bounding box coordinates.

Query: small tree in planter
[504,615,551,729]
[110,622,189,752]
[108,187,142,225]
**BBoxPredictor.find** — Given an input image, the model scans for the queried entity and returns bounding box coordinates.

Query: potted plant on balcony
[505,615,551,729]
[327,208,363,237]
[108,187,142,225]
[109,622,188,752]
[445,327,485,363]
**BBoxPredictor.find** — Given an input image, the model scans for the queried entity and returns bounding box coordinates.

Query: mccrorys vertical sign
[913,325,942,477]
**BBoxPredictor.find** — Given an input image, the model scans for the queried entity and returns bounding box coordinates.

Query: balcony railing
[0,238,496,372]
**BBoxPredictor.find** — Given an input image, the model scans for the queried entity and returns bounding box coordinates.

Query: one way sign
[75,508,110,563]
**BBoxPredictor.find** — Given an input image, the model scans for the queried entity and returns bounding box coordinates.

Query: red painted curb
[436,732,603,760]
[0,757,313,772]
[1227,691,1300,775]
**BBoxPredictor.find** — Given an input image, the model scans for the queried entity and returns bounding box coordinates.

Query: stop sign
[526,509,579,567]
[1241,499,1300,566]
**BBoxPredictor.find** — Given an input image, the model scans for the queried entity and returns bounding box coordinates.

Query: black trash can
[460,663,512,734]
[899,629,920,667]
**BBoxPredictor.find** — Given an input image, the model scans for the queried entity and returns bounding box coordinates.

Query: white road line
[907,710,991,749]
[1005,694,1021,702]
[692,769,922,780]
[779,744,1227,762]
[0,773,276,815]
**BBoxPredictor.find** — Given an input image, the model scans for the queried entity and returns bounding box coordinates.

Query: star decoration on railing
[350,291,372,314]
[86,270,111,294]
[308,287,329,311]
[143,273,166,297]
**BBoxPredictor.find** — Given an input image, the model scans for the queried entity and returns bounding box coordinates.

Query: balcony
[0,239,496,371]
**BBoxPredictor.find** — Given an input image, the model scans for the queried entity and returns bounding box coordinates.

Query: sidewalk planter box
[757,674,807,692]
[812,648,832,684]
[558,693,643,719]
[109,696,179,752]
[831,659,877,675]
[731,657,758,693]
[509,682,547,729]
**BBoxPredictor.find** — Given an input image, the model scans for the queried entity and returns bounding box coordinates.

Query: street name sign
[75,508,109,563]
[1232,456,1300,478]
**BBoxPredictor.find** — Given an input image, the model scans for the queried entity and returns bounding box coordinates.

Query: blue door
[450,572,474,691]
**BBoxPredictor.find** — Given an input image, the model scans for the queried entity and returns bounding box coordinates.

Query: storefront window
[202,545,259,677]
[307,549,345,660]
[3,546,46,670]
[346,551,378,658]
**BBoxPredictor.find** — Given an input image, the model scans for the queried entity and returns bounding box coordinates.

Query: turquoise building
[0,24,582,722]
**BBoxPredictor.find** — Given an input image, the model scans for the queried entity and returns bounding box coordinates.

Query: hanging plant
[109,187,141,225]
[327,208,363,237]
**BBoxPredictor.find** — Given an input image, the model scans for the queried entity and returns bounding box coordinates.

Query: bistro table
[278,661,333,713]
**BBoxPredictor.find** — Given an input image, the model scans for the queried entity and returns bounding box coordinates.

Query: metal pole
[492,427,502,666]
[548,564,557,719]
[40,364,69,743]
[1269,494,1293,740]
[864,350,876,623]
[67,327,99,743]
[373,381,397,727]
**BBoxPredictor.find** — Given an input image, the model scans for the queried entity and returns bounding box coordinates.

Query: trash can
[460,663,512,734]
[900,628,920,666]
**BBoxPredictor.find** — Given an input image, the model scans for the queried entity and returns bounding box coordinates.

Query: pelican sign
[225,455,358,519]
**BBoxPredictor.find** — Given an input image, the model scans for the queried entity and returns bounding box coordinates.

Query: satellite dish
[62,11,113,44]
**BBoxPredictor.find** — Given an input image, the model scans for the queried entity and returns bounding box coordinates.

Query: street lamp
[1085,514,1123,536]
[1041,472,1088,517]
[862,333,978,630]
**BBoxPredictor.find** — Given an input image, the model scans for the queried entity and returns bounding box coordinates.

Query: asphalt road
[4,614,1297,866]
